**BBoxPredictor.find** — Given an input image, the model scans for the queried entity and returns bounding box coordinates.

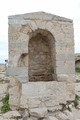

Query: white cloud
[0,0,80,63]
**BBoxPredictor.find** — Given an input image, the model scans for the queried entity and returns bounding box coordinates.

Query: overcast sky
[0,0,80,63]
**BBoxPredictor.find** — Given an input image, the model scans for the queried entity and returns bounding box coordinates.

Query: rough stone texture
[48,116,58,120]
[8,11,75,81]
[76,73,80,82]
[20,81,67,108]
[2,111,21,119]
[7,12,75,111]
[0,65,80,120]
[55,112,69,120]
[75,83,80,96]
[64,110,74,120]
[0,64,5,72]
[29,107,48,117]
[0,83,9,101]
[47,105,62,112]
[9,77,21,110]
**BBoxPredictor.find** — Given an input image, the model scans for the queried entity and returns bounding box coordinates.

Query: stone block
[57,74,69,82]
[56,45,74,54]
[66,83,75,101]
[0,83,8,95]
[56,65,75,74]
[47,105,62,112]
[9,86,21,109]
[0,64,5,72]
[28,98,43,108]
[29,107,48,117]
[9,77,21,109]
[48,116,58,120]
[20,96,28,108]
[20,82,67,108]
[55,54,75,61]
[57,74,75,82]
[56,82,66,104]
[6,67,28,78]
[9,76,20,87]
[56,112,69,120]
[75,83,80,92]
[2,111,21,119]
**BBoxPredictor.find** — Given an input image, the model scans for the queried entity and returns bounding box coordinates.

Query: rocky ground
[0,105,80,120]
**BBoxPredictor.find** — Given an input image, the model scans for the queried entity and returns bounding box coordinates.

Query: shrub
[1,94,10,113]
[75,67,80,73]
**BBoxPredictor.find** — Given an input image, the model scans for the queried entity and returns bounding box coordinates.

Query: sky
[0,0,80,63]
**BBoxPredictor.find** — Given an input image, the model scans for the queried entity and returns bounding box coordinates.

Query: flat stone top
[8,11,72,23]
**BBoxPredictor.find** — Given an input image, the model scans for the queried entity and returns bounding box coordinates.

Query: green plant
[74,94,80,107]
[38,118,45,120]
[75,67,80,73]
[1,94,10,113]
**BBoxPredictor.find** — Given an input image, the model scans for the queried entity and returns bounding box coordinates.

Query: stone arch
[28,29,56,82]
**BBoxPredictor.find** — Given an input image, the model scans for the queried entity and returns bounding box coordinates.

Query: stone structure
[7,12,75,111]
[75,53,80,68]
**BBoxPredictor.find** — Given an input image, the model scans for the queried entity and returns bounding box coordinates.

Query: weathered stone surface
[9,77,21,109]
[0,83,8,94]
[47,105,62,112]
[20,96,28,108]
[2,111,21,119]
[28,98,42,108]
[0,83,9,100]
[48,116,58,120]
[0,116,4,120]
[8,11,75,110]
[6,67,28,79]
[0,64,5,72]
[56,112,69,120]
[20,81,67,108]
[66,83,75,101]
[9,12,72,22]
[0,73,5,79]
[76,73,80,82]
[75,83,80,92]
[29,107,48,117]
[77,104,80,109]
[64,110,74,120]
[27,117,37,120]
[24,109,29,118]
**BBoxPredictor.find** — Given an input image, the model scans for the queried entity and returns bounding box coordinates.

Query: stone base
[9,77,75,110]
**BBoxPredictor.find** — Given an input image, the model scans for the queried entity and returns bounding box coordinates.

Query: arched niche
[28,29,56,82]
